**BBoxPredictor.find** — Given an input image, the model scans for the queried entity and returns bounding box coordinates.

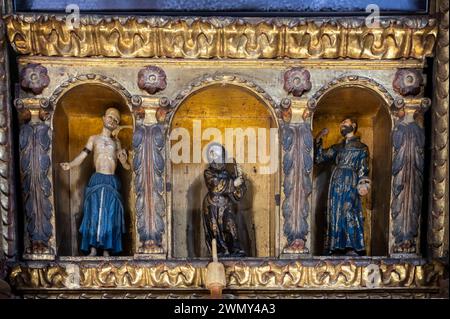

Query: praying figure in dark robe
[60,107,130,257]
[314,118,370,256]
[202,143,246,257]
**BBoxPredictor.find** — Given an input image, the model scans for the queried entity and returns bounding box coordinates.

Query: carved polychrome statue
[203,143,246,257]
[60,108,130,257]
[314,118,370,256]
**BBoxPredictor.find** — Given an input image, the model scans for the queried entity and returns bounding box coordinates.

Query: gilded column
[281,99,313,256]
[132,96,167,258]
[429,0,449,259]
[1,4,16,272]
[14,98,56,260]
[390,98,431,256]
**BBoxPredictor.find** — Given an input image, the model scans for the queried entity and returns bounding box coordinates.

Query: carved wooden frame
[13,75,145,259]
[159,73,287,258]
[0,5,447,296]
[306,76,397,256]
[306,75,433,257]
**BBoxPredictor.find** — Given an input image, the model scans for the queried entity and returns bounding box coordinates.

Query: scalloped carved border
[47,73,141,112]
[158,73,286,127]
[307,75,395,115]
[9,260,446,290]
[5,15,437,60]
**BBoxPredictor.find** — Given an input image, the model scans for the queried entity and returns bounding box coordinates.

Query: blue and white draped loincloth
[79,172,125,253]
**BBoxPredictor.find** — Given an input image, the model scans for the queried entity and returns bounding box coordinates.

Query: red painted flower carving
[393,69,423,96]
[20,63,50,95]
[283,67,312,97]
[137,65,167,95]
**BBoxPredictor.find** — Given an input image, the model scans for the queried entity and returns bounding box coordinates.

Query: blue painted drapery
[315,136,369,253]
[79,173,125,253]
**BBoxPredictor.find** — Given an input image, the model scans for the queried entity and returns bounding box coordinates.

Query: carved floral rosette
[393,69,423,97]
[137,66,167,95]
[283,68,312,97]
[20,63,50,95]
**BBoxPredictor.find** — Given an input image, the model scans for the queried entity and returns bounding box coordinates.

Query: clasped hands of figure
[233,176,244,187]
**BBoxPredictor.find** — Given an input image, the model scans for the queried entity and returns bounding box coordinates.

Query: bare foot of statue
[88,247,97,256]
[103,250,110,257]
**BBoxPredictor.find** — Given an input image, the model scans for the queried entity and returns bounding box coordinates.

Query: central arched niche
[312,85,392,256]
[170,84,279,258]
[52,83,134,256]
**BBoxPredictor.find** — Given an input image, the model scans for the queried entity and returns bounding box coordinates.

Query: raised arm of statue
[60,135,94,171]
[314,138,337,164]
[314,127,338,164]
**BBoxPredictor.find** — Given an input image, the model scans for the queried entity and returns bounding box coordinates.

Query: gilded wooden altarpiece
[0,1,448,299]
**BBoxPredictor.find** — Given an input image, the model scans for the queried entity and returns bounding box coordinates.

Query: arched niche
[311,85,392,256]
[169,83,280,258]
[52,83,134,256]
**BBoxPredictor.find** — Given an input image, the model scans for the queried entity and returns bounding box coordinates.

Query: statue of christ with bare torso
[60,108,130,257]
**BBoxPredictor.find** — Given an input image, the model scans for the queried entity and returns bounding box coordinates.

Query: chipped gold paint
[10,265,67,288]
[80,263,205,288]
[9,261,445,290]
[5,15,437,60]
